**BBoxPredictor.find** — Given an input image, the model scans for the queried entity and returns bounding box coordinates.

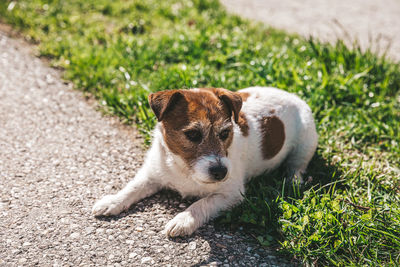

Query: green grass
[1,0,399,265]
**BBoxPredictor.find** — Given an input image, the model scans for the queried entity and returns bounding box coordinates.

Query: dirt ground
[221,0,400,62]
[0,28,294,266]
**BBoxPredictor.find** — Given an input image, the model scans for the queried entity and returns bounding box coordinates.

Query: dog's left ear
[212,88,242,123]
[148,90,183,121]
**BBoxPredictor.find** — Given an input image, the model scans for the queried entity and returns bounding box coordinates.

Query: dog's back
[233,86,318,181]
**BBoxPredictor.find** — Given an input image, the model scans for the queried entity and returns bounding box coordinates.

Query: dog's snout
[208,165,228,181]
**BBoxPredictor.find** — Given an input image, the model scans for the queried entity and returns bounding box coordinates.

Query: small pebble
[96,228,105,234]
[129,252,137,259]
[85,227,95,234]
[188,241,196,250]
[141,257,154,264]
[70,232,80,239]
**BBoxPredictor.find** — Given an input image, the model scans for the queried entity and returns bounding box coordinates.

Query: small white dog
[92,87,318,237]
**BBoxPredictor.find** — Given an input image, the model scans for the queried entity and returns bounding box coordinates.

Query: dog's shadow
[96,152,341,266]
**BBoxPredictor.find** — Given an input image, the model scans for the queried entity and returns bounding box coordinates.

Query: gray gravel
[0,30,294,266]
[221,0,400,62]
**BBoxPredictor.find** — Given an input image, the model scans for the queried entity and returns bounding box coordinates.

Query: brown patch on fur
[270,109,275,114]
[150,88,240,167]
[148,90,183,121]
[202,88,242,123]
[238,92,250,102]
[259,116,285,159]
[238,112,249,136]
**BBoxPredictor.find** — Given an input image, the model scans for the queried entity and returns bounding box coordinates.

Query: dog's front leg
[165,192,243,237]
[92,167,161,216]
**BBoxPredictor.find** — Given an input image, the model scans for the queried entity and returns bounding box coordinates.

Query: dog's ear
[212,88,242,123]
[148,90,183,121]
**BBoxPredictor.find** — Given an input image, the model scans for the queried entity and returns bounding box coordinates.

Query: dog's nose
[209,165,228,181]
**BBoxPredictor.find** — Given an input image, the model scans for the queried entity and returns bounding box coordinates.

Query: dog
[92,87,318,237]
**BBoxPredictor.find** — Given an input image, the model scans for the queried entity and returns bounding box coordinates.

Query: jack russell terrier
[92,87,318,237]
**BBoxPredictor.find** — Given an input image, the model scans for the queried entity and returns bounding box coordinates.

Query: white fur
[92,87,318,237]
[192,155,231,184]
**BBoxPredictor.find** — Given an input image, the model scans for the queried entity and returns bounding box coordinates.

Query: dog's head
[148,88,242,184]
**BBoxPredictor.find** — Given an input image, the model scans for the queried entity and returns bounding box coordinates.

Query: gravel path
[0,30,294,266]
[221,0,400,62]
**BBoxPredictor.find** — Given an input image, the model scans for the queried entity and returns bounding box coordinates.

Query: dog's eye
[184,130,202,142]
[219,129,230,141]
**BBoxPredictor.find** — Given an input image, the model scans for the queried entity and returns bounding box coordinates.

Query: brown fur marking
[238,92,250,102]
[202,88,242,123]
[238,112,249,136]
[259,116,285,159]
[148,90,183,121]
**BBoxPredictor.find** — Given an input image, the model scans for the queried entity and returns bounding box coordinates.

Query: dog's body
[92,87,318,237]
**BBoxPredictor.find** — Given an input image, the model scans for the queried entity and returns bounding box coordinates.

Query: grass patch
[1,0,399,265]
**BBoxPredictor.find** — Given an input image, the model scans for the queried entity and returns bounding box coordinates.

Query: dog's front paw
[92,194,126,216]
[164,211,199,237]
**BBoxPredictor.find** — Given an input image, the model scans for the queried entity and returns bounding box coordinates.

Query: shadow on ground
[96,190,285,266]
[95,151,340,266]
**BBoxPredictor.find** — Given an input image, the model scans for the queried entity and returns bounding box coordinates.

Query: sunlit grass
[1,0,399,265]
